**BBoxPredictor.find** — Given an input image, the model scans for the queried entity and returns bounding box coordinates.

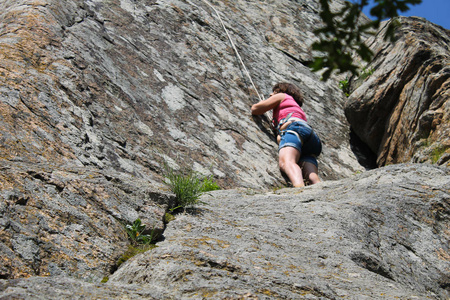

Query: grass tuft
[431,145,448,164]
[164,164,220,211]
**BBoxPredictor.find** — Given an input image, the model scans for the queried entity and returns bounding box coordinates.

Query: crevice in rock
[205,259,241,273]
[291,284,336,299]
[26,170,65,193]
[349,128,378,170]
[275,46,305,65]
[8,192,30,206]
[398,242,416,255]
[0,274,9,280]
[350,252,394,281]
[439,274,450,291]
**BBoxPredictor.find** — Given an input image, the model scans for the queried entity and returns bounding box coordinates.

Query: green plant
[359,66,374,80]
[200,175,221,193]
[116,244,156,268]
[311,0,422,80]
[125,218,157,246]
[339,77,350,96]
[431,145,448,164]
[116,219,158,269]
[338,66,374,96]
[164,212,175,223]
[164,165,220,211]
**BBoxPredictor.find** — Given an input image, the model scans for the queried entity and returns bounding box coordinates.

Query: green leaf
[311,0,421,80]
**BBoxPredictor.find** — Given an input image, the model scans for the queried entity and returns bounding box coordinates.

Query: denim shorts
[278,120,322,167]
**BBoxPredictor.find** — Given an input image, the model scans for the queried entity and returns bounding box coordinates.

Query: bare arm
[251,93,285,115]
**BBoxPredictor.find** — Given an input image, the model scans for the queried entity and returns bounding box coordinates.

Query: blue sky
[362,0,450,29]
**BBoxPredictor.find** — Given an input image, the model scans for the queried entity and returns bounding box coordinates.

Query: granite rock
[0,160,174,280]
[1,164,448,299]
[0,0,449,297]
[0,0,364,280]
[107,164,449,299]
[345,17,450,167]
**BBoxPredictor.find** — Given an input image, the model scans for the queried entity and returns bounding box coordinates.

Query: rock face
[0,161,174,280]
[0,0,364,280]
[0,0,361,189]
[2,164,449,299]
[345,17,450,167]
[108,164,450,300]
[0,0,449,297]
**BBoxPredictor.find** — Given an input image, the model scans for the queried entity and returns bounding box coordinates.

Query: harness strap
[279,120,315,146]
[284,130,301,141]
[275,112,294,133]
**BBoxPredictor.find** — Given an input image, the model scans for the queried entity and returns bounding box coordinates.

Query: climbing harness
[277,113,300,142]
[275,112,295,134]
[200,0,264,103]
[277,112,316,146]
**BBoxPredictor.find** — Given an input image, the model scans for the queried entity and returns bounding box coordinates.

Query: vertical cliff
[0,0,362,281]
[0,0,449,298]
[0,0,363,190]
[345,17,450,167]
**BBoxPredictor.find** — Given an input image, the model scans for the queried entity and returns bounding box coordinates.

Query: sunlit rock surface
[345,17,450,167]
[0,0,448,298]
[2,164,449,299]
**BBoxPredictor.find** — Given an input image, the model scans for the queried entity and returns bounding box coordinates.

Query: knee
[279,158,298,174]
[278,157,288,171]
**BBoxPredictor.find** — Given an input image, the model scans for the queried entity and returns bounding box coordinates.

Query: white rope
[201,0,264,102]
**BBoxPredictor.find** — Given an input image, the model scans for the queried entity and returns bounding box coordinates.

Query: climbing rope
[201,0,264,102]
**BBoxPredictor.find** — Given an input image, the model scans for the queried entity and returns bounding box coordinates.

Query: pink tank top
[272,94,307,126]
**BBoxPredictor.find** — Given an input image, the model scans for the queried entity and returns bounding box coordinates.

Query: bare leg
[279,147,304,187]
[301,161,320,185]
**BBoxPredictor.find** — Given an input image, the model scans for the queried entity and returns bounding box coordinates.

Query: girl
[251,82,322,187]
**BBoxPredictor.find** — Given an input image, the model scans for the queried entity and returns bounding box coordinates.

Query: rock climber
[251,82,322,187]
